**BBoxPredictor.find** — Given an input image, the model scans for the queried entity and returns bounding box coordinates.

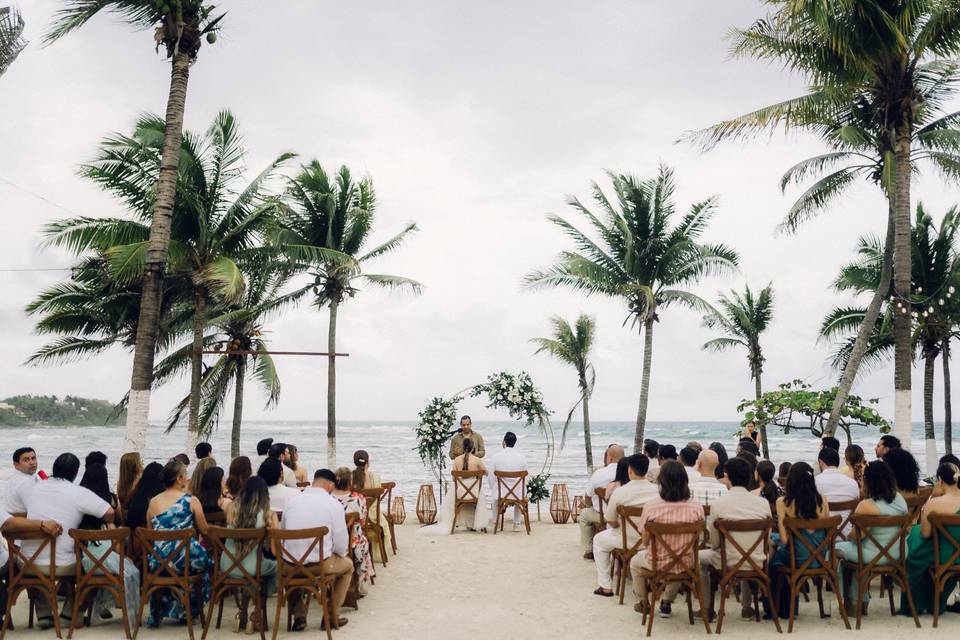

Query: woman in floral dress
[332,467,375,596]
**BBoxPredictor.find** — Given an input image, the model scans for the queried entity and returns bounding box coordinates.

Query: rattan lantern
[416,484,437,525]
[571,495,586,523]
[549,483,571,524]
[390,496,407,524]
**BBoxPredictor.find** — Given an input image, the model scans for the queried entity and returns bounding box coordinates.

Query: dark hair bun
[937,462,959,486]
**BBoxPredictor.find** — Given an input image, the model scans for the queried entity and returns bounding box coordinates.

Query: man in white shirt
[281,469,352,631]
[592,454,659,596]
[690,450,728,506]
[21,453,113,627]
[6,446,40,516]
[699,457,772,619]
[486,431,528,529]
[258,459,299,514]
[0,510,63,574]
[580,444,624,558]
[815,448,860,532]
[680,446,702,483]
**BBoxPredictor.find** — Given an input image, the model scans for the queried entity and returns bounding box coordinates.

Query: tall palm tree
[46,1,224,452]
[702,283,775,458]
[278,162,422,466]
[0,5,26,77]
[525,166,739,453]
[690,1,960,449]
[531,314,597,472]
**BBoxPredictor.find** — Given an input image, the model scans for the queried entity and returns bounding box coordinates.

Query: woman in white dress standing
[419,438,492,535]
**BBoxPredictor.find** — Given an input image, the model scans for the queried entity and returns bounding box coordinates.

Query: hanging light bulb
[918,286,924,293]
[912,311,919,318]
[929,306,935,313]
[951,285,956,294]
[923,311,929,318]
[940,299,946,305]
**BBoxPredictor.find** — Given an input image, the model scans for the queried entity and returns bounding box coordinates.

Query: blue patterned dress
[147,494,213,624]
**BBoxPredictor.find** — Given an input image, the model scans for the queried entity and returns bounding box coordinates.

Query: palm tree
[689,1,960,449]
[525,166,739,453]
[0,5,26,77]
[46,1,224,453]
[702,283,775,458]
[278,162,422,466]
[531,314,597,471]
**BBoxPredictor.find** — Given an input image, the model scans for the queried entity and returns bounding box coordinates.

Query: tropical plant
[46,0,224,453]
[278,162,422,466]
[0,5,26,77]
[531,314,597,471]
[689,0,960,449]
[524,166,739,453]
[702,283,775,458]
[528,473,550,521]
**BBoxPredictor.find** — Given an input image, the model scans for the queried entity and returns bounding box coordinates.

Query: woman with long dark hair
[125,462,164,531]
[753,459,782,520]
[196,466,230,514]
[883,448,921,496]
[223,476,277,633]
[605,457,631,499]
[225,456,252,499]
[116,452,142,509]
[709,442,728,480]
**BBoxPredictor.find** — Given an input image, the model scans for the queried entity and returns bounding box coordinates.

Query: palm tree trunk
[326,299,339,467]
[580,375,594,472]
[187,288,205,449]
[231,358,245,459]
[945,337,953,456]
[825,201,895,437]
[924,351,938,474]
[122,52,191,453]
[633,317,655,454]
[755,372,769,459]
[892,128,914,451]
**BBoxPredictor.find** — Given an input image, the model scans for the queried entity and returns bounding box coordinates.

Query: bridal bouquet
[470,371,549,426]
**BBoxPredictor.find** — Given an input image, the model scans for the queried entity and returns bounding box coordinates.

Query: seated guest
[197,466,231,514]
[900,462,960,615]
[687,441,704,452]
[124,462,164,532]
[281,469,353,631]
[351,449,384,489]
[172,453,190,467]
[0,511,62,570]
[874,434,901,459]
[258,458,298,514]
[269,442,298,488]
[699,457,771,619]
[820,436,841,452]
[605,457,630,500]
[737,438,760,458]
[658,444,678,463]
[287,445,309,485]
[778,461,793,492]
[736,451,759,489]
[79,463,119,524]
[580,444,625,559]
[680,446,701,482]
[21,453,114,629]
[331,467,375,596]
[225,456,252,500]
[883,447,922,496]
[486,432,528,531]
[195,441,212,462]
[188,457,217,497]
[629,460,704,618]
[753,460,782,524]
[643,440,661,482]
[223,476,277,634]
[6,447,39,516]
[843,444,867,489]
[449,438,492,530]
[255,438,274,469]
[709,442,728,480]
[116,452,142,510]
[145,460,212,626]
[815,448,860,530]
[85,451,107,468]
[835,460,907,615]
[690,449,727,506]
[592,454,657,596]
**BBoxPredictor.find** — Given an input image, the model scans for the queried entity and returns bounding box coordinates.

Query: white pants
[488,499,522,525]
[593,528,622,590]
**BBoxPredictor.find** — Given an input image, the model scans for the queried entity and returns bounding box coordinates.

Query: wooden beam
[200,350,349,357]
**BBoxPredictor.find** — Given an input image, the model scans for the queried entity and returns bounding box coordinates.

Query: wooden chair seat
[494,471,531,535]
[1,529,66,640]
[68,527,133,639]
[267,527,336,640]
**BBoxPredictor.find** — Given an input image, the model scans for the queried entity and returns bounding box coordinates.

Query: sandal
[593,587,614,597]
[634,601,650,615]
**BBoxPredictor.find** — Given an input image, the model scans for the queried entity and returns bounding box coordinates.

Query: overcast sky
[2,1,958,426]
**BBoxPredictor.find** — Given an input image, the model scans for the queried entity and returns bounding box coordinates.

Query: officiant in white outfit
[486,431,527,530]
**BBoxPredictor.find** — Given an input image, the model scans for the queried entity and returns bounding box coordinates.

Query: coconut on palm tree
[0,5,26,77]
[702,283,774,458]
[46,0,224,452]
[277,162,422,466]
[525,166,739,453]
[531,314,597,472]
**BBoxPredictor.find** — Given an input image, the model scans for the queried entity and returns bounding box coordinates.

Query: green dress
[900,508,960,616]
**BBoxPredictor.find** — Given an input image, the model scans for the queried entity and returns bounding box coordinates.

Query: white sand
[7,520,957,638]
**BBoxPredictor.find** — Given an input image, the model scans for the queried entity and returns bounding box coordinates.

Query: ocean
[0,421,944,503]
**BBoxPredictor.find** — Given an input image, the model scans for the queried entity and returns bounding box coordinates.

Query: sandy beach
[8,520,952,639]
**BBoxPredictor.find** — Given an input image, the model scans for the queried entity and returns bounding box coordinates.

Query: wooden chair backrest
[206,525,265,587]
[781,516,841,574]
[617,506,644,555]
[136,527,195,581]
[381,481,396,520]
[204,511,227,526]
[495,470,528,503]
[918,485,934,499]
[452,470,485,503]
[594,486,608,513]
[828,498,861,539]
[714,518,773,576]
[929,513,960,573]
[3,530,58,592]
[361,487,386,526]
[69,527,129,583]
[904,493,927,521]
[645,520,704,577]
[846,514,911,572]
[268,526,328,582]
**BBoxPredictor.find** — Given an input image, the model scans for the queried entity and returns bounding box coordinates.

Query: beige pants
[288,555,354,618]
[630,553,680,605]
[698,549,754,614]
[28,563,76,620]
[579,508,601,553]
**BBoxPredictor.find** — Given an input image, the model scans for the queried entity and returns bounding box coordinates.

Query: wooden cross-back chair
[267,527,335,640]
[450,470,485,534]
[68,527,133,639]
[203,511,227,527]
[712,518,780,634]
[203,526,268,640]
[841,514,919,629]
[929,513,960,628]
[494,470,531,535]
[827,498,860,541]
[904,493,927,524]
[611,506,644,604]
[594,487,609,532]
[360,487,389,564]
[343,512,364,602]
[777,516,850,633]
[381,481,398,554]
[0,530,65,640]
[134,528,202,640]
[638,520,711,637]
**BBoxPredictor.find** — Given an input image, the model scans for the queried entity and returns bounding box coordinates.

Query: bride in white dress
[419,438,492,535]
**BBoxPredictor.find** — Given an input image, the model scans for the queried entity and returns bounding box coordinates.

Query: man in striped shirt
[690,449,727,507]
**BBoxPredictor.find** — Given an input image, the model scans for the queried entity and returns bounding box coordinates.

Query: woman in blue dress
[145,459,213,626]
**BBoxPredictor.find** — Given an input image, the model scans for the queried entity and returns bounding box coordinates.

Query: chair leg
[182,587,195,640]
[271,586,283,640]
[826,574,850,630]
[932,576,942,629]
[67,586,83,639]
[379,532,389,565]
[815,578,826,618]
[524,506,531,535]
[389,523,398,554]
[647,584,662,637]
[687,586,695,625]
[787,580,798,634]
[854,574,866,630]
[758,579,782,634]
[202,587,219,640]
[898,571,921,629]
[450,505,459,534]
[715,582,730,634]
[317,589,333,640]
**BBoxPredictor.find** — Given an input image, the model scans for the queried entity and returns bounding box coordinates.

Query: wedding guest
[753,460,782,523]
[287,444,309,485]
[815,448,860,531]
[255,438,274,469]
[258,458,297,514]
[883,447,921,496]
[844,444,867,489]
[580,444,625,559]
[643,440,661,482]
[687,441,704,452]
[197,466,230,514]
[592,454,657,596]
[629,460,704,618]
[875,434,901,459]
[658,444,678,463]
[699,457,771,619]
[281,469,352,631]
[331,467,375,596]
[124,462,164,532]
[351,449,393,550]
[195,442,212,461]
[0,511,62,573]
[448,415,486,459]
[736,451,759,489]
[737,438,760,457]
[172,453,190,467]
[269,442,298,488]
[834,460,907,615]
[145,460,212,626]
[225,456,252,499]
[778,461,793,491]
[605,457,630,499]
[931,454,960,497]
[116,452,142,509]
[680,446,701,481]
[85,451,107,468]
[709,442,728,480]
[6,446,39,516]
[188,457,216,497]
[79,463,119,526]
[820,436,841,452]
[690,449,727,506]
[486,432,528,530]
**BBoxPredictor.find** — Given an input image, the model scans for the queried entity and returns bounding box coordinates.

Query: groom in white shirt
[487,431,527,530]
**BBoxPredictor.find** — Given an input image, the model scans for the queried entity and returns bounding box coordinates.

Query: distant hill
[0,395,125,426]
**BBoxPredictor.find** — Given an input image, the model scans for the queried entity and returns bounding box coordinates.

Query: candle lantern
[571,495,587,523]
[416,484,437,525]
[549,483,572,524]
[390,496,407,524]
